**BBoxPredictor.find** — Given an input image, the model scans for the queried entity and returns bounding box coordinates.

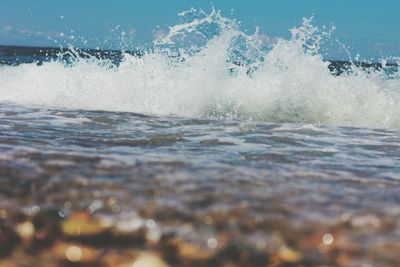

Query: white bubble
[207,237,218,249]
[322,233,334,245]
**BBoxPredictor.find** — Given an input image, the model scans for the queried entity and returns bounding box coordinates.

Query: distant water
[0,8,400,266]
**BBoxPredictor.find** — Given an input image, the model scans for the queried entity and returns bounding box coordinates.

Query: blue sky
[0,0,399,60]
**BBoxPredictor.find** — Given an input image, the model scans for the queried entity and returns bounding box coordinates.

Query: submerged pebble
[124,252,170,267]
[62,212,107,237]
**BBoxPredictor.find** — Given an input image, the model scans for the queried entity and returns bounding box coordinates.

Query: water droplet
[207,237,218,249]
[322,233,334,245]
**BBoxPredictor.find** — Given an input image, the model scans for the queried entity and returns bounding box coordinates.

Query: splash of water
[0,8,399,128]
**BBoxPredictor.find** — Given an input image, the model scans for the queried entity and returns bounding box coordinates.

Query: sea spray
[0,8,399,128]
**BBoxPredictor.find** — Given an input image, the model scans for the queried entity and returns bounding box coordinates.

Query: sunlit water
[0,8,400,266]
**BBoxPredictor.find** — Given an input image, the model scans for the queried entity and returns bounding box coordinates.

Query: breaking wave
[0,8,399,128]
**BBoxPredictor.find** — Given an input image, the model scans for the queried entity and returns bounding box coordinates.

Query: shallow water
[1,102,400,212]
[0,104,400,211]
[1,103,400,265]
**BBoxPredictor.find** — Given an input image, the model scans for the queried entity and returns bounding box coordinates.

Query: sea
[0,9,400,266]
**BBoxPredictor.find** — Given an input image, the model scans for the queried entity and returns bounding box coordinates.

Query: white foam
[0,11,399,129]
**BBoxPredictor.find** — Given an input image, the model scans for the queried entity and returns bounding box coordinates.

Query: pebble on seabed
[119,253,170,267]
[15,221,34,242]
[65,246,82,262]
[61,212,107,237]
[52,242,97,263]
[276,246,302,263]
[0,209,7,219]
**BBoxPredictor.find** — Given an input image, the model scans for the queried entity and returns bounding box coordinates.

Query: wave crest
[0,8,399,128]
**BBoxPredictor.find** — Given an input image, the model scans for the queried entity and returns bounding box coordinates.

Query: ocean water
[1,9,400,266]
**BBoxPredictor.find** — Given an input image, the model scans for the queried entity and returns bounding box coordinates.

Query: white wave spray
[0,8,399,128]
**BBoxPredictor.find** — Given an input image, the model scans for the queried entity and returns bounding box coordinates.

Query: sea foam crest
[0,8,399,128]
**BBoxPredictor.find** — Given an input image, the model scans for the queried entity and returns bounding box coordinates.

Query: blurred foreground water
[0,104,400,266]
